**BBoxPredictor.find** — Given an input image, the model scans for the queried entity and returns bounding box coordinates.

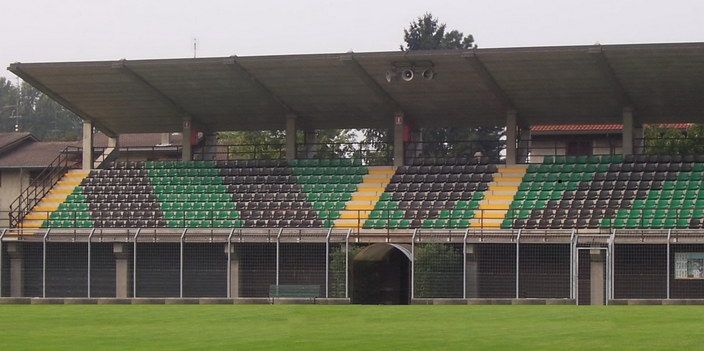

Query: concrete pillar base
[113,243,130,298]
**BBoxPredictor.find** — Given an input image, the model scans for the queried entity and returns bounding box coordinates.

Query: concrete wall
[0,169,31,226]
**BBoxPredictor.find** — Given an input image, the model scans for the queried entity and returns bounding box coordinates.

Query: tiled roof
[0,141,75,168]
[531,123,693,133]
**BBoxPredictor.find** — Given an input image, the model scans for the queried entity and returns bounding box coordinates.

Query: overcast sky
[2,0,704,79]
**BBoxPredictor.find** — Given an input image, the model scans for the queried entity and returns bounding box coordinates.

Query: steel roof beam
[588,45,635,111]
[463,50,518,117]
[339,53,404,117]
[223,56,297,120]
[112,59,209,132]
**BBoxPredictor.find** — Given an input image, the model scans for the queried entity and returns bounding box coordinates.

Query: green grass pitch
[0,305,700,350]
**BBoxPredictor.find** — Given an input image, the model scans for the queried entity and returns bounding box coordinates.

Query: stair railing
[9,146,82,227]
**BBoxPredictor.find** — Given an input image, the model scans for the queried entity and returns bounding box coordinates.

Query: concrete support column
[113,243,130,298]
[590,249,605,305]
[303,129,317,159]
[227,244,240,298]
[6,243,23,297]
[465,244,479,298]
[622,107,635,155]
[82,120,94,170]
[182,119,192,162]
[393,112,405,167]
[285,115,297,161]
[505,110,518,165]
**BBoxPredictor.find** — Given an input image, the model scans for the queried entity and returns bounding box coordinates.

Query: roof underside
[9,43,704,135]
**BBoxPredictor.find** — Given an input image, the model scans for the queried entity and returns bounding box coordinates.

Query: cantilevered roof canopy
[9,42,704,136]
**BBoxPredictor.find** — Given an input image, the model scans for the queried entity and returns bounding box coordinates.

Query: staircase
[21,169,90,228]
[334,166,395,228]
[470,164,527,228]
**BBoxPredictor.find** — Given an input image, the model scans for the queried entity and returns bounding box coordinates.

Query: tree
[218,128,358,159]
[0,77,81,141]
[413,244,463,298]
[218,130,286,159]
[365,13,504,162]
[644,124,704,155]
[401,13,476,51]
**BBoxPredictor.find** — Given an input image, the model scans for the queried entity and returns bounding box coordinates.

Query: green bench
[269,285,320,300]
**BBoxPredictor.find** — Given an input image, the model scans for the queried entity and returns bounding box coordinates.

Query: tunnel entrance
[352,244,411,305]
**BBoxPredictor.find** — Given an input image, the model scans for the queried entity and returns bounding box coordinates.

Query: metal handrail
[9,146,81,227]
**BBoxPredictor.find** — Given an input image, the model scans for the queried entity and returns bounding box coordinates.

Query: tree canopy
[0,77,81,141]
[401,13,476,51]
[644,124,704,155]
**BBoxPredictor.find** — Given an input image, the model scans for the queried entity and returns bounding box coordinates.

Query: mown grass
[0,305,699,350]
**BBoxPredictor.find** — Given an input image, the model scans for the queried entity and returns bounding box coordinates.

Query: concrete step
[482,194,515,201]
[33,205,60,213]
[475,208,509,217]
[479,202,511,215]
[25,212,52,221]
[368,166,395,175]
[357,183,387,190]
[363,173,393,181]
[346,204,375,211]
[484,190,518,197]
[488,185,519,192]
[351,194,381,202]
[334,219,365,228]
[470,218,503,228]
[339,211,370,220]
[492,176,524,183]
[20,220,44,229]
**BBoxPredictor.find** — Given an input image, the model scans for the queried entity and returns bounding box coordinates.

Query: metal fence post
[607,229,616,304]
[180,228,187,298]
[345,229,351,299]
[227,228,235,299]
[411,229,417,300]
[325,228,331,298]
[87,228,96,298]
[133,228,141,298]
[276,228,283,286]
[569,229,576,300]
[42,229,50,298]
[463,228,469,299]
[0,229,7,298]
[666,229,671,300]
[515,229,522,299]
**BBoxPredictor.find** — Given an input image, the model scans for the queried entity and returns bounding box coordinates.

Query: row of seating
[383,191,484,202]
[363,218,471,229]
[386,182,489,193]
[396,165,498,174]
[391,174,493,183]
[368,209,477,220]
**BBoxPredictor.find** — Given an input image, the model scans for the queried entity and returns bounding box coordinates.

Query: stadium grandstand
[1,42,704,305]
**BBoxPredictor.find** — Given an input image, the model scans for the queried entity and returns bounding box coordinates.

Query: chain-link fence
[613,244,667,299]
[2,228,704,303]
[519,244,571,298]
[413,231,464,299]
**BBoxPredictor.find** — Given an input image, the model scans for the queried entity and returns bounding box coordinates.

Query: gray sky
[2,0,704,79]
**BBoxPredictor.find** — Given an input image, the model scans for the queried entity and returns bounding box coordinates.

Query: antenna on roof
[193,38,198,58]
